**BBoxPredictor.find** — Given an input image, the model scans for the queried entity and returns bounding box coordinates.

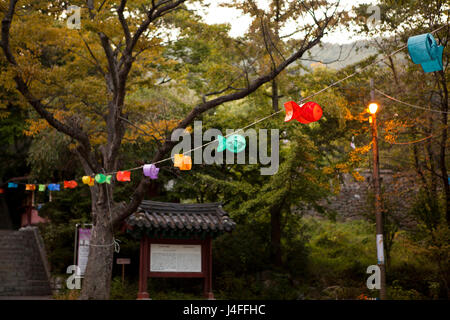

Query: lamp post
[368,100,387,300]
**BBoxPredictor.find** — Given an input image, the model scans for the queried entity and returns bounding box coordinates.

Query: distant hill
[301,41,378,70]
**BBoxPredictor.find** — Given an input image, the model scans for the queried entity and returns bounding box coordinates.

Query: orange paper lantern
[180,156,192,171]
[174,154,192,171]
[25,184,36,191]
[174,154,184,168]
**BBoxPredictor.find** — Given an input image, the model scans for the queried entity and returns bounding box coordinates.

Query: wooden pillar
[203,238,214,299]
[26,206,32,226]
[137,236,149,299]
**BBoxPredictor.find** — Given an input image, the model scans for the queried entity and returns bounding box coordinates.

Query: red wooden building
[126,200,236,300]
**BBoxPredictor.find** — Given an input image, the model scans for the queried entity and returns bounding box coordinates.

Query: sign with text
[117,258,131,265]
[150,244,201,273]
[76,228,91,276]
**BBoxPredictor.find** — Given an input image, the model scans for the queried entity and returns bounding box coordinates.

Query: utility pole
[368,79,387,299]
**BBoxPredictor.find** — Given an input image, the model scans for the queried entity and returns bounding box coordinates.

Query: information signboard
[150,244,202,273]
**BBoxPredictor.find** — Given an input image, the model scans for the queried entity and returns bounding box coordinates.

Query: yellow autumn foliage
[351,171,365,182]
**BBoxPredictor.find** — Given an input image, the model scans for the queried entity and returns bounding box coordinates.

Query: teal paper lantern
[217,134,246,153]
[407,33,444,73]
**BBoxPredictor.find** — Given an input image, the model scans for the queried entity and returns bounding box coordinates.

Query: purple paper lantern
[143,164,159,180]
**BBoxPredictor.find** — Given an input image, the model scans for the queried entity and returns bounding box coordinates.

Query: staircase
[0,228,52,296]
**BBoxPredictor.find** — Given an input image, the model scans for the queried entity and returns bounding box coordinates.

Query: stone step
[0,229,51,296]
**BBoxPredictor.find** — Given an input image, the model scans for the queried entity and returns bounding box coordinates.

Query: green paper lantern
[95,174,112,184]
[95,174,106,184]
[38,184,46,192]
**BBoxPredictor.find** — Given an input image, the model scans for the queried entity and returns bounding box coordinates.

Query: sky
[189,0,377,44]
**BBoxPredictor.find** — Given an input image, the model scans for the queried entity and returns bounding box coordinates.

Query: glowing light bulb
[368,102,379,114]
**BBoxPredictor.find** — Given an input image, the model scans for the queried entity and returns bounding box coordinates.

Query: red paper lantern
[283,101,322,124]
[64,180,78,189]
[300,101,323,122]
[284,101,301,122]
[116,171,131,182]
[0,188,4,194]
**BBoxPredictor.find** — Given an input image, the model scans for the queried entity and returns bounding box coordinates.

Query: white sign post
[74,225,92,277]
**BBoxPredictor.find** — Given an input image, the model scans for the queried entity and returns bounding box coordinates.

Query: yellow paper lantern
[82,176,95,186]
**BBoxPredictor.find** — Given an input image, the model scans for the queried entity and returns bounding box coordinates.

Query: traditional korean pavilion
[126,200,236,299]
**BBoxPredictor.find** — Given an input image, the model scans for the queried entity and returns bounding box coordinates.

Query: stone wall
[303,169,419,227]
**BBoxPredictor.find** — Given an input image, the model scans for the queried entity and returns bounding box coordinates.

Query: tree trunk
[79,211,114,299]
[270,206,282,267]
[79,186,115,300]
[437,71,449,225]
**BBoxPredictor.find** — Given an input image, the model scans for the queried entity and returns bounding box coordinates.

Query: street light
[368,102,379,114]
[368,98,387,300]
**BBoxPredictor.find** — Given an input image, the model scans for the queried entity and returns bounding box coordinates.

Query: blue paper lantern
[7,182,18,188]
[407,33,444,73]
[48,183,60,191]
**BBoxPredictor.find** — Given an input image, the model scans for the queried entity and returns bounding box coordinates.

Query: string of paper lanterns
[0,30,446,195]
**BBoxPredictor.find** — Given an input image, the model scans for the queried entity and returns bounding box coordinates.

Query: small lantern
[174,154,184,168]
[116,171,131,182]
[284,101,322,124]
[38,184,46,192]
[82,176,95,186]
[284,101,304,122]
[48,184,60,191]
[143,164,159,180]
[174,154,192,171]
[64,180,78,189]
[25,184,36,191]
[300,102,323,122]
[217,134,246,153]
[95,174,112,184]
[407,33,444,73]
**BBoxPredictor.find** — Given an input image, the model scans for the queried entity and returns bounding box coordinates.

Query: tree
[0,0,342,299]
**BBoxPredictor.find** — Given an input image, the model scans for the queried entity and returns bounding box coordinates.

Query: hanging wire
[375,88,450,114]
[388,134,435,145]
[386,124,449,145]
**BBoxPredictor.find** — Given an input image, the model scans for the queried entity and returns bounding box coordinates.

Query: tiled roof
[126,200,236,236]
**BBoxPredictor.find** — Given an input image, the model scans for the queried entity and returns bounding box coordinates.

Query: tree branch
[117,0,131,45]
[99,32,119,93]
